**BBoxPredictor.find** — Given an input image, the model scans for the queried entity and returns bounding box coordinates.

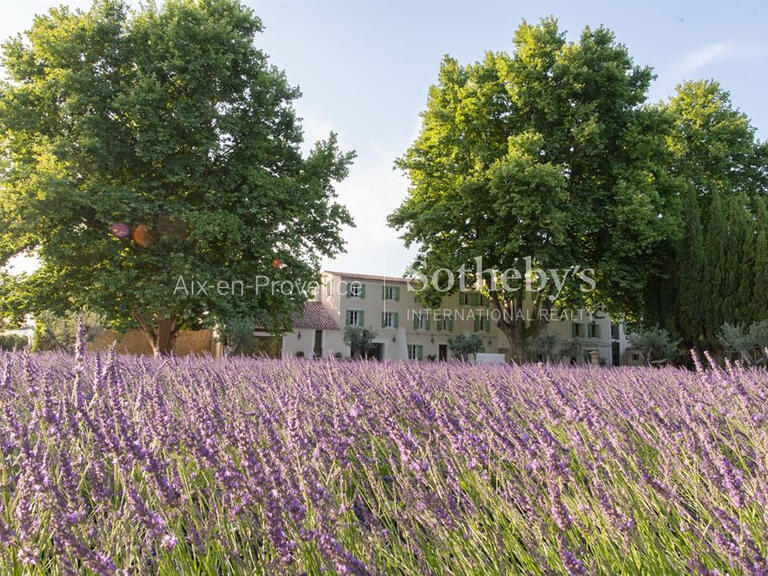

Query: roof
[324,270,411,284]
[291,301,339,330]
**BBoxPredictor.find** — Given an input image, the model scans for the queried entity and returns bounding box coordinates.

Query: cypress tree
[704,190,727,345]
[676,186,705,345]
[721,195,747,322]
[737,211,756,323]
[753,198,768,322]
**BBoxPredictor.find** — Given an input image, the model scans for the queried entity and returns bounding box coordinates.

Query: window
[588,322,601,339]
[381,311,399,328]
[349,282,363,298]
[465,292,487,307]
[346,309,363,327]
[413,313,429,330]
[382,286,400,301]
[611,322,619,340]
[436,315,454,331]
[572,323,585,338]
[408,344,423,360]
[459,292,469,306]
[474,315,490,332]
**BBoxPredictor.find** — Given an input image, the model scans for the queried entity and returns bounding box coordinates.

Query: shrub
[717,319,768,364]
[32,310,104,352]
[343,325,378,359]
[627,325,679,365]
[448,333,483,361]
[217,318,257,356]
[0,333,28,351]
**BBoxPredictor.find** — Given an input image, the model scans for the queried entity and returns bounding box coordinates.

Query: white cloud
[676,41,763,76]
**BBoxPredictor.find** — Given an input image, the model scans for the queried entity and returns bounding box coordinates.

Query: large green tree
[389,18,678,359]
[666,80,768,206]
[0,0,353,354]
[664,80,768,348]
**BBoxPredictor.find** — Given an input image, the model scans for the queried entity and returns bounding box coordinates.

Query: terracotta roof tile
[291,301,339,330]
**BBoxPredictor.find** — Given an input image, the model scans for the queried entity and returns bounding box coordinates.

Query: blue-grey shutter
[359,311,364,326]
[394,313,399,328]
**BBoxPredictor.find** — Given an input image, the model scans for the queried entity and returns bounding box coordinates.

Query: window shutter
[346,310,352,325]
[394,313,399,328]
[359,311,364,326]
[485,317,491,332]
[437,316,443,331]
[395,287,400,301]
[595,324,601,339]
[425,316,431,330]
[417,345,423,360]
[381,312,386,328]
[382,285,386,300]
[360,284,365,299]
[448,317,454,332]
[413,314,419,330]
[572,323,578,338]
[474,316,479,332]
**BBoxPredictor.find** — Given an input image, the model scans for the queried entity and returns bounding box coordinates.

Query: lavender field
[1,347,767,575]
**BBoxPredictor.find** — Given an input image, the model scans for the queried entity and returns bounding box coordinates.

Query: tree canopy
[389,18,679,358]
[645,80,768,349]
[0,0,353,354]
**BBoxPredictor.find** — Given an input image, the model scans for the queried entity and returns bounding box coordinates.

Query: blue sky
[2,1,766,276]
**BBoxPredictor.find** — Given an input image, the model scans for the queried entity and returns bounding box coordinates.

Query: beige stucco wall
[281,328,346,359]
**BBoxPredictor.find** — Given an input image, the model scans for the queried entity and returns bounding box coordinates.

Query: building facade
[280,271,629,365]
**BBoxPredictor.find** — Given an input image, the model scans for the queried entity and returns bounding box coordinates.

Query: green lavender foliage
[1,350,768,575]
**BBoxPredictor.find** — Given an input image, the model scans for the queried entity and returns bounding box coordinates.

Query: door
[369,342,384,361]
[438,344,448,361]
[611,341,620,367]
[313,330,323,359]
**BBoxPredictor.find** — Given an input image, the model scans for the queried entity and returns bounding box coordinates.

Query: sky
[1,0,767,277]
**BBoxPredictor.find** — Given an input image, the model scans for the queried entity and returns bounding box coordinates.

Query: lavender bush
[1,344,767,574]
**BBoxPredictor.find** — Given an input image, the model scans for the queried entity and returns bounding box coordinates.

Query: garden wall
[87,329,214,356]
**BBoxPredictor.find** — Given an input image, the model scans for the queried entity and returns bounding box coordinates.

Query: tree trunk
[489,290,548,363]
[132,310,178,357]
[153,318,177,356]
[499,321,525,362]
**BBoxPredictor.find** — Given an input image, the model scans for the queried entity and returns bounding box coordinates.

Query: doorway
[438,344,448,361]
[313,330,323,359]
[369,342,384,361]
